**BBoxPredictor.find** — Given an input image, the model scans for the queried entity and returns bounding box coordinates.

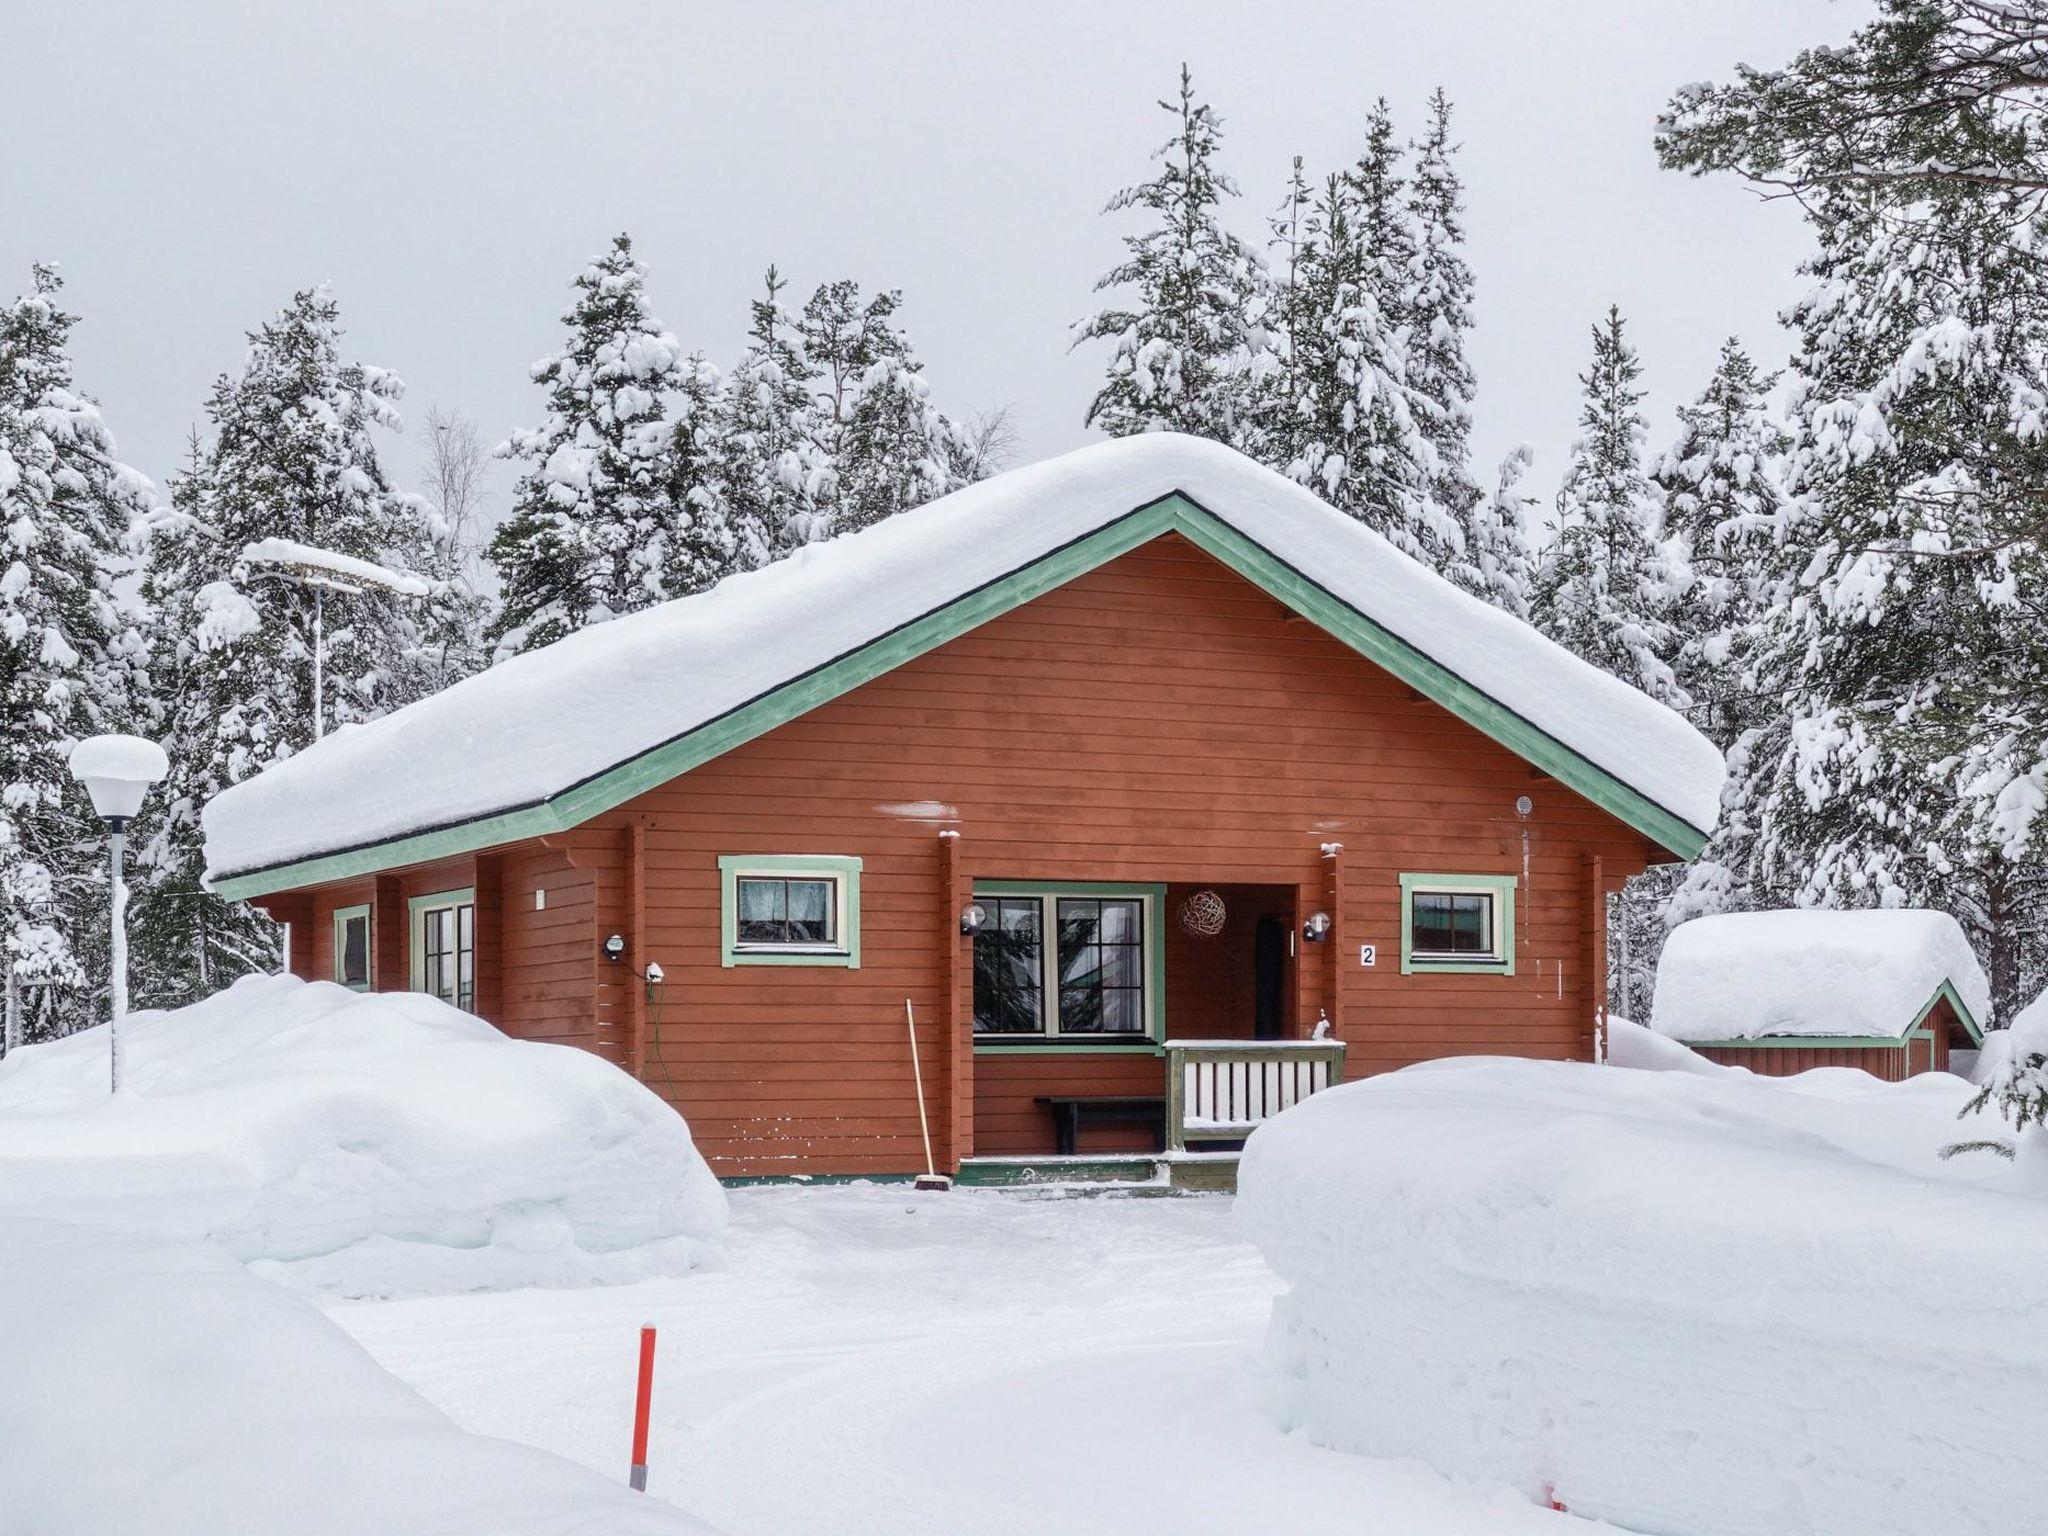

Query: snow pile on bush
[0,974,725,1296]
[0,1216,721,1536]
[1238,1057,2044,1536]
[1651,908,1990,1041]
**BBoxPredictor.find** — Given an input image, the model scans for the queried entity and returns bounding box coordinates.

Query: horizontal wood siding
[1698,1043,1906,1081]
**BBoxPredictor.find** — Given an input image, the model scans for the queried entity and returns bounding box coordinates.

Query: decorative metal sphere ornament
[1179,888,1227,938]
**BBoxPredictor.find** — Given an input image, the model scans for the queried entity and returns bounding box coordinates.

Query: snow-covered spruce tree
[1286,131,1445,565]
[1075,65,1266,447]
[1254,155,1316,469]
[133,287,433,1008]
[800,280,971,537]
[391,406,495,705]
[1652,338,1789,748]
[658,352,741,597]
[0,264,155,1038]
[719,267,824,568]
[1406,89,1489,592]
[1714,187,2048,1020]
[1471,444,1539,619]
[1532,306,1688,710]
[488,234,685,657]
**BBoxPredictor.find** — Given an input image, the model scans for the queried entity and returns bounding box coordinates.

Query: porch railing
[1163,1038,1347,1154]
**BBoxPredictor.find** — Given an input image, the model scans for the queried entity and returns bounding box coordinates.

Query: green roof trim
[212,492,1707,900]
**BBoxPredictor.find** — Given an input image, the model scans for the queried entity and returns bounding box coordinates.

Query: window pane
[1412,890,1496,957]
[1099,987,1143,1034]
[1054,896,1145,1036]
[339,915,369,987]
[1096,899,1139,944]
[1059,985,1105,1032]
[974,897,1044,1034]
[737,878,786,944]
[786,879,833,944]
[1101,943,1141,989]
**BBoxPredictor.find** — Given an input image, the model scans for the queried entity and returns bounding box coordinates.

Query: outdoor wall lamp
[602,933,628,963]
[1302,911,1333,943]
[959,902,988,937]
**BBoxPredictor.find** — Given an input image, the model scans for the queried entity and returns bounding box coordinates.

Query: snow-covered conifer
[0,264,155,1036]
[1470,445,1539,619]
[1075,65,1266,447]
[488,234,685,656]
[659,353,741,597]
[1406,91,1491,595]
[1532,306,1687,709]
[719,268,824,568]
[134,286,431,1007]
[1651,338,1787,746]
[800,280,971,536]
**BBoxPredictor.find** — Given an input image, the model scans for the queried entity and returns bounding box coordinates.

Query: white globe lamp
[67,734,169,1093]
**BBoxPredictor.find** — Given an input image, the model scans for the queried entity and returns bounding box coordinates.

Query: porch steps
[956,1153,1242,1194]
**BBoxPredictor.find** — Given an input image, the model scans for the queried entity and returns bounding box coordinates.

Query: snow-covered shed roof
[204,435,1725,895]
[1651,910,1990,1044]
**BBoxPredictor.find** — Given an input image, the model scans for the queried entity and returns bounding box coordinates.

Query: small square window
[736,876,838,948]
[719,857,862,968]
[1401,875,1515,974]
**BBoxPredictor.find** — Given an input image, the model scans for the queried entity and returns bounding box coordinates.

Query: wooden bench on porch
[1034,1094,1167,1156]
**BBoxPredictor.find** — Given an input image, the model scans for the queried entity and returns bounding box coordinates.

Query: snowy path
[330,1185,1592,1535]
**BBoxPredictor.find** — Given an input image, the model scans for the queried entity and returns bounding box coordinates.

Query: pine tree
[0,264,155,1037]
[1287,105,1451,568]
[720,268,824,568]
[1075,65,1266,446]
[1711,187,2048,1018]
[1652,338,1788,746]
[488,234,685,656]
[133,286,433,1008]
[1406,90,1491,596]
[800,280,971,536]
[1532,306,1687,709]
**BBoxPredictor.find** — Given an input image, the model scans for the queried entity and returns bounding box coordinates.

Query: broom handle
[906,998,937,1178]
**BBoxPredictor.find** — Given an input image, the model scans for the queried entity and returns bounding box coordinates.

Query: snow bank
[1652,907,1990,1041]
[0,1217,720,1536]
[205,434,1722,881]
[1238,1057,2042,1536]
[0,974,725,1296]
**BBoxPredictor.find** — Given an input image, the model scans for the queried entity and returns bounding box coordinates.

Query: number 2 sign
[1359,943,1377,968]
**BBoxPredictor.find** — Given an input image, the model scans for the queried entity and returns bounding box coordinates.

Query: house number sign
[1359,943,1377,967]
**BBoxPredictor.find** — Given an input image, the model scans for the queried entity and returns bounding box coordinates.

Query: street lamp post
[67,734,169,1094]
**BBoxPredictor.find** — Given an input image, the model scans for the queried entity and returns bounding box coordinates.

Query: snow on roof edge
[204,436,1725,884]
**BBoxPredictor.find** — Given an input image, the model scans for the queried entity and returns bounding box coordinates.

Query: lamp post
[67,734,169,1094]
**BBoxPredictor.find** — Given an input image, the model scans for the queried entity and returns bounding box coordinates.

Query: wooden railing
[1164,1038,1347,1154]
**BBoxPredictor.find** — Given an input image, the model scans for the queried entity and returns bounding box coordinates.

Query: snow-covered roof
[1651,910,1991,1043]
[203,435,1724,888]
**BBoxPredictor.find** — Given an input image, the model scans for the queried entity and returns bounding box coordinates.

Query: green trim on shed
[1681,979,1987,1054]
[212,493,1709,899]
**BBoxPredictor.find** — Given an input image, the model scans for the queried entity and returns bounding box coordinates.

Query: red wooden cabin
[204,437,1722,1180]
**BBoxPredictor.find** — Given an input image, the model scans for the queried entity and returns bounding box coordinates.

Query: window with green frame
[333,903,371,991]
[1399,873,1517,975]
[719,855,862,967]
[409,887,475,1011]
[971,883,1164,1049]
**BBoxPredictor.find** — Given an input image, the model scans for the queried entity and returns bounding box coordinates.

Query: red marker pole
[629,1325,657,1492]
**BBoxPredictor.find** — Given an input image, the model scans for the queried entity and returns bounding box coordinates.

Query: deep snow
[332,1184,1596,1536]
[0,973,725,1295]
[1651,907,1991,1041]
[1237,1054,2039,1536]
[203,434,1723,880]
[0,1217,720,1536]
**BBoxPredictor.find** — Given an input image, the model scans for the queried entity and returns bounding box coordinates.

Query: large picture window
[409,887,475,1010]
[973,884,1162,1046]
[719,855,862,968]
[1399,873,1516,975]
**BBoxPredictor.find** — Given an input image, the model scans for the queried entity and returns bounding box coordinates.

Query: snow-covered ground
[1239,1051,2040,1536]
[0,974,725,1295]
[332,1183,1589,1536]
[0,1216,719,1536]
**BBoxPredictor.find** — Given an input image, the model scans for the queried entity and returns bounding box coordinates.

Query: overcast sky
[4,1,1855,533]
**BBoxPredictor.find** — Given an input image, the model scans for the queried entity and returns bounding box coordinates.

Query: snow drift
[0,974,725,1295]
[1237,1056,2043,1536]
[1651,907,1990,1041]
[0,1216,721,1536]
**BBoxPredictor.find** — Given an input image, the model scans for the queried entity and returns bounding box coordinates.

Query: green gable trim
[212,493,1707,899]
[1915,978,1985,1044]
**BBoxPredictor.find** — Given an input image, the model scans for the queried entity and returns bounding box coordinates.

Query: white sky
[3,1,1853,531]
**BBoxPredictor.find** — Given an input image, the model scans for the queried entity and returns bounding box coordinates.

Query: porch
[963,879,1347,1186]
